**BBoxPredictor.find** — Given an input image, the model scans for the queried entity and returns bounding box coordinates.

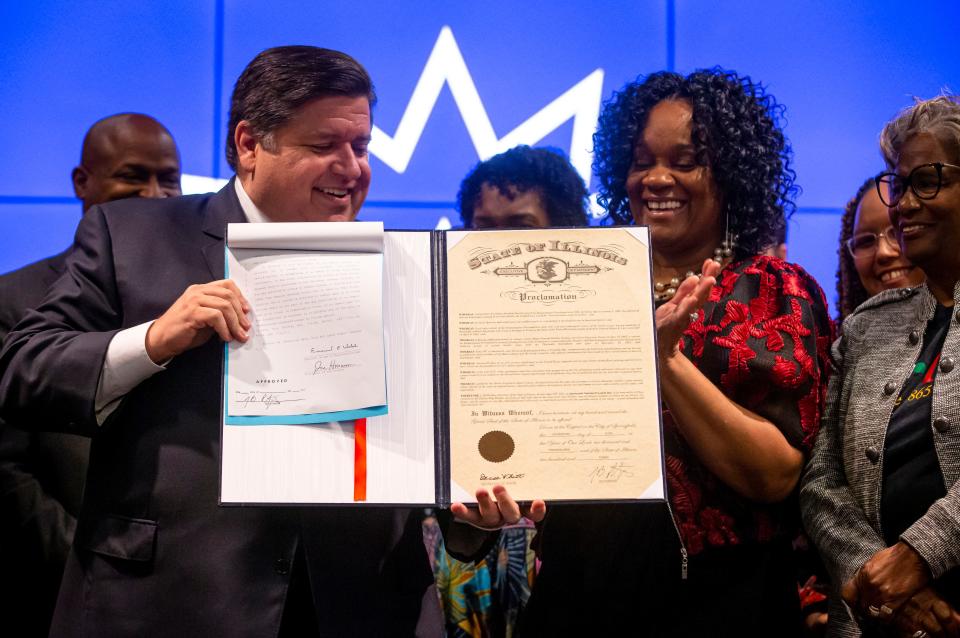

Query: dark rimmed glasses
[876,162,960,207]
[846,226,899,259]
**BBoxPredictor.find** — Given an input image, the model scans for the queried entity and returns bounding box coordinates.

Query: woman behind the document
[518,69,833,637]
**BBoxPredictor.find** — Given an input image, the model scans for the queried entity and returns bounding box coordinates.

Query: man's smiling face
[238,95,372,222]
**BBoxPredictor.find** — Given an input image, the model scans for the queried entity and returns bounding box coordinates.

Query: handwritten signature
[311,359,359,375]
[480,472,525,481]
[310,343,359,354]
[236,392,302,410]
[587,463,635,483]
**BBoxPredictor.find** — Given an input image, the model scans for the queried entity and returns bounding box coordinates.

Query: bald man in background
[0,112,180,637]
[0,112,181,332]
[70,112,181,209]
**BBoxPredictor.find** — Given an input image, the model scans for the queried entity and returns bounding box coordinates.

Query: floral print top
[665,255,833,555]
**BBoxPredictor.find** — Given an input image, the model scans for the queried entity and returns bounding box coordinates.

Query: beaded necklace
[652,238,734,302]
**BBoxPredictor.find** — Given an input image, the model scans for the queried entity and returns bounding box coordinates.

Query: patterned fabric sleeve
[799,334,887,588]
[686,256,834,454]
[902,463,960,578]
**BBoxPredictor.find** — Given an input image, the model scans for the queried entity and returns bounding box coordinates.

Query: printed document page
[225,222,386,422]
[445,228,664,503]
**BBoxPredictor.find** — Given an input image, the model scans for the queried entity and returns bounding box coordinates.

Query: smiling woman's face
[852,187,924,297]
[889,133,960,280]
[626,99,723,263]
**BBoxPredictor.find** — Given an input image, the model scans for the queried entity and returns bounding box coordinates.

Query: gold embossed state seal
[477,430,515,463]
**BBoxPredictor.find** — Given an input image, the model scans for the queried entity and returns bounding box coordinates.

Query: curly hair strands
[592,69,797,258]
[456,145,590,227]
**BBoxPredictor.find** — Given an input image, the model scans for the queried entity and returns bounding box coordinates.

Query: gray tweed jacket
[800,282,960,637]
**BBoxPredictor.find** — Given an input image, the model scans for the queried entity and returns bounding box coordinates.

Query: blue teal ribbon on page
[225,405,387,426]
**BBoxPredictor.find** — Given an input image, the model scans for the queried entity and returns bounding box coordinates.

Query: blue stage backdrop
[1,0,957,314]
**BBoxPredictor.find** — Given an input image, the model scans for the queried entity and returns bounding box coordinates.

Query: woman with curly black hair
[837,176,924,323]
[519,69,833,637]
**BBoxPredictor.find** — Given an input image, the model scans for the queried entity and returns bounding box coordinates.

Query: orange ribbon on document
[353,418,367,501]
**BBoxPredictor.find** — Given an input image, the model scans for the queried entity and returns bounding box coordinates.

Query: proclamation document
[445,228,663,502]
[224,222,387,424]
[221,226,663,506]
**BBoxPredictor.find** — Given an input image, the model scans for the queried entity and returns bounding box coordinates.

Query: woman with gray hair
[802,94,960,638]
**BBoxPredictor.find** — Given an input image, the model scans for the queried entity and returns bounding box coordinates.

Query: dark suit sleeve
[0,424,75,567]
[0,253,78,578]
[0,206,121,435]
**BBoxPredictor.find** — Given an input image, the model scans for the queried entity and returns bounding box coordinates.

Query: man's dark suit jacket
[0,250,91,637]
[0,183,437,637]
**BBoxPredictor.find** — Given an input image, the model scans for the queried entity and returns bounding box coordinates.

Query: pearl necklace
[654,270,699,302]
[653,242,733,302]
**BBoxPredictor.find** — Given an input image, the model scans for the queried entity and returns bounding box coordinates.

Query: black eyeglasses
[876,162,960,207]
[846,226,899,258]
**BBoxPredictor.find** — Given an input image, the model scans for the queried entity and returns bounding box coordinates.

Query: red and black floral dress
[521,255,833,638]
[667,255,832,554]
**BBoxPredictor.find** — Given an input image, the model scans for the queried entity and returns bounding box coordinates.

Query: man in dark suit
[0,45,529,637]
[0,44,533,637]
[0,112,181,637]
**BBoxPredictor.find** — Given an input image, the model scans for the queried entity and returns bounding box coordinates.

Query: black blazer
[0,183,437,637]
[0,250,91,637]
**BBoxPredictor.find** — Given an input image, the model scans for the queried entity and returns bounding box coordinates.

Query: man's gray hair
[880,93,960,168]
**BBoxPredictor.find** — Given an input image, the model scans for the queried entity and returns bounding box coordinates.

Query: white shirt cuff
[95,321,167,425]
